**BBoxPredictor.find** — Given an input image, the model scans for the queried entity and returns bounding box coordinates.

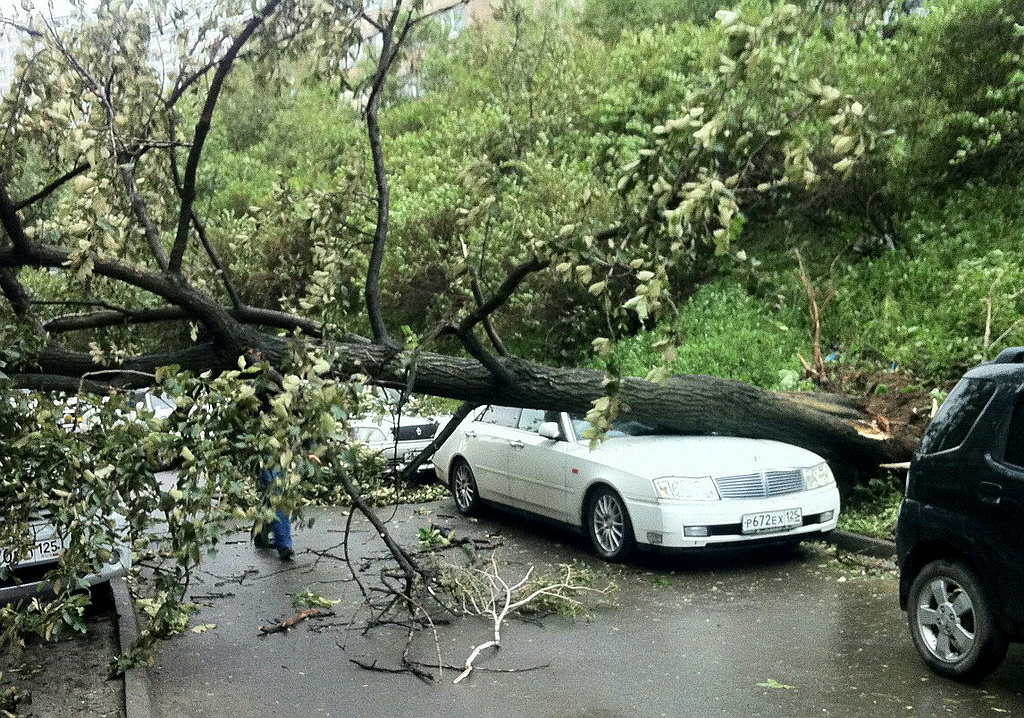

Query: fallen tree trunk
[330,341,917,481]
[10,334,917,485]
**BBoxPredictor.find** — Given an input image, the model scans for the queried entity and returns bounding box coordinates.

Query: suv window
[478,405,521,428]
[919,378,996,454]
[1003,392,1024,467]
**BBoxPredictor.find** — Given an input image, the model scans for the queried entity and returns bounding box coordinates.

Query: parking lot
[144,501,1023,718]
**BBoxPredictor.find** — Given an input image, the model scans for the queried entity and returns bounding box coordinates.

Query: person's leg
[260,468,294,560]
[252,522,272,548]
[252,469,273,548]
[272,509,293,561]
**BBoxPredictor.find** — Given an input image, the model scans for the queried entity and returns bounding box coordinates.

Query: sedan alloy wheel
[586,488,634,561]
[450,460,480,516]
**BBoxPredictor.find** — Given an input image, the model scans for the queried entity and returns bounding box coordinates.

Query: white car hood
[582,435,825,478]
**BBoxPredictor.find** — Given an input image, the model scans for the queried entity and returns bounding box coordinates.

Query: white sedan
[349,413,450,474]
[434,406,841,561]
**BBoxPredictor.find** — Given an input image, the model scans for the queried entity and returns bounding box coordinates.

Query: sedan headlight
[803,462,835,490]
[653,476,720,501]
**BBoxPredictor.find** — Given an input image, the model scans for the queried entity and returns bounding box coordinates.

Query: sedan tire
[450,459,481,516]
[585,487,635,562]
[907,559,1008,681]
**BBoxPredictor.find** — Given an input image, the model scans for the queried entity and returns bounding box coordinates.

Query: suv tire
[907,559,1009,681]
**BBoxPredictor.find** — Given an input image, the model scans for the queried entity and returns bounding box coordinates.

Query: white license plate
[742,508,802,535]
[1,538,62,568]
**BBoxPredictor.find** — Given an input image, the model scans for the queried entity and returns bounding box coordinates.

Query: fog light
[646,531,664,545]
[684,526,709,538]
[820,510,835,523]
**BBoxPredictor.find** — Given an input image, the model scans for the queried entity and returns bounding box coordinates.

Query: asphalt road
[148,501,1024,718]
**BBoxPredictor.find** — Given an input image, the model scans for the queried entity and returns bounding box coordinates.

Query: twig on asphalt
[409,660,551,675]
[259,608,333,634]
[209,567,260,586]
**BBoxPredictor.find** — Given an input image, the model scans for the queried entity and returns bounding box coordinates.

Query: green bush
[609,282,810,388]
[820,183,1024,381]
[837,474,904,539]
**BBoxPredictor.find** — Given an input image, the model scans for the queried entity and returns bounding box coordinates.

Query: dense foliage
[196,0,1024,381]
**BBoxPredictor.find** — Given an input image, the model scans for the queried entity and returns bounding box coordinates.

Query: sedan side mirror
[538,421,562,440]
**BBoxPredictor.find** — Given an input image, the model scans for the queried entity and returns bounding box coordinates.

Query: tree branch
[14,163,91,211]
[0,17,43,38]
[396,401,478,482]
[165,108,244,308]
[168,0,284,274]
[0,242,258,350]
[458,255,549,335]
[43,304,323,336]
[41,21,171,270]
[469,271,509,357]
[0,172,35,256]
[194,207,243,308]
[0,267,32,315]
[362,1,413,348]
[455,326,516,386]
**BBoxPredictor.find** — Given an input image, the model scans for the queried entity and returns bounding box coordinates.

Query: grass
[837,474,904,540]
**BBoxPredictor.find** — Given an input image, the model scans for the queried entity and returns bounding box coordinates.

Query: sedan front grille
[715,469,805,499]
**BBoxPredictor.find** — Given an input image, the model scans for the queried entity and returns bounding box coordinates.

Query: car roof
[965,347,1024,383]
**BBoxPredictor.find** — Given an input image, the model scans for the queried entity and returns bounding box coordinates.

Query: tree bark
[327,341,915,478]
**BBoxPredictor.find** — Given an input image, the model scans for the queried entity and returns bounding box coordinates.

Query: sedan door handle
[979,481,1003,505]
[509,440,525,449]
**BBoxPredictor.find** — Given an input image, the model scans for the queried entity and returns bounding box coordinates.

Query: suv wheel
[907,559,1008,681]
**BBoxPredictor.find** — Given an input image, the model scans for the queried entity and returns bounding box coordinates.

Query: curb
[824,529,897,560]
[110,578,155,718]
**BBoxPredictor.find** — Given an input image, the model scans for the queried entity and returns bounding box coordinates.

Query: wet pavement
[148,502,1024,718]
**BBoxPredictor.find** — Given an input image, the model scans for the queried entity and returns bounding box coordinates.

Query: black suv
[897,347,1024,680]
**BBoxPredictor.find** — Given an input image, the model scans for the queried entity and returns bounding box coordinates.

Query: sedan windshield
[569,414,662,440]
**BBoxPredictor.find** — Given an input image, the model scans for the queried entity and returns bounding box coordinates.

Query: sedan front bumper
[626,484,841,549]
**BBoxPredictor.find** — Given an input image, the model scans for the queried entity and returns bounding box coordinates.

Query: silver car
[0,513,131,603]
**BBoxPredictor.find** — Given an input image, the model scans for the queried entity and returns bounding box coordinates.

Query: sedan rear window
[352,427,387,443]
